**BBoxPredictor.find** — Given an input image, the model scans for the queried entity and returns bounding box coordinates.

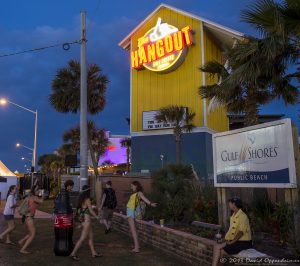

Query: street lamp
[0,98,38,186]
[21,157,32,163]
[160,154,164,168]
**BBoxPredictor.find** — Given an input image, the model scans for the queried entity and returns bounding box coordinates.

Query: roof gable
[119,3,244,50]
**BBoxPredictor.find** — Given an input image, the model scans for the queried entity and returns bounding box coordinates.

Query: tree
[199,37,298,126]
[49,60,108,114]
[50,59,109,207]
[241,0,300,99]
[38,154,64,196]
[38,154,63,177]
[62,121,108,206]
[120,138,131,172]
[50,160,64,192]
[155,106,195,164]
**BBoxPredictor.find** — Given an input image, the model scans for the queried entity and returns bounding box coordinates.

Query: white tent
[0,160,17,200]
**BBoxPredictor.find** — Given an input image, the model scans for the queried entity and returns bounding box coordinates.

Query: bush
[192,183,218,224]
[147,164,194,223]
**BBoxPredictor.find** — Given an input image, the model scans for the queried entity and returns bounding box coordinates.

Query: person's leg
[128,217,139,252]
[102,219,109,230]
[0,219,15,243]
[5,220,16,243]
[212,243,226,266]
[20,218,36,254]
[88,225,101,257]
[70,222,89,258]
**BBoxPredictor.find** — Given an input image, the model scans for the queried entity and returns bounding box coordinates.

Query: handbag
[134,195,146,220]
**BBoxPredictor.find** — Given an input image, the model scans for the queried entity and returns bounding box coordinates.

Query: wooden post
[217,187,228,229]
[286,125,300,248]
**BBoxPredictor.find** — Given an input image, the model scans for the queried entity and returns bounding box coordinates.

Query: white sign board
[213,119,297,188]
[142,108,186,130]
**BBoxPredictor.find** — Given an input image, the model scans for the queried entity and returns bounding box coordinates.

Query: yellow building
[119,4,243,177]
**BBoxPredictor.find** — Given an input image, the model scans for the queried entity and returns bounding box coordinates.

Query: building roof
[119,3,244,50]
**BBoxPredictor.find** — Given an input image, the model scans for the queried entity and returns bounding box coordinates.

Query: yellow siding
[130,8,228,132]
[204,29,229,132]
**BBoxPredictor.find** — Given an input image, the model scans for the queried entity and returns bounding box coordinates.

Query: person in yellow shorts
[212,197,252,266]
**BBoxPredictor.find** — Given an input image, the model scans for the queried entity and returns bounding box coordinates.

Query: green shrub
[147,164,194,223]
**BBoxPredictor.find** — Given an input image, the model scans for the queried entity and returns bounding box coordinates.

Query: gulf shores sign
[131,18,193,73]
[212,119,297,188]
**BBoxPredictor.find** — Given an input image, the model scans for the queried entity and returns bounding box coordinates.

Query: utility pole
[80,11,88,190]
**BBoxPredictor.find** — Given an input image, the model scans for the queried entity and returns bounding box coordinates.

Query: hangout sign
[213,119,297,188]
[131,17,193,73]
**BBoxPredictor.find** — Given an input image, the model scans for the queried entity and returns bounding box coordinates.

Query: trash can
[53,188,74,256]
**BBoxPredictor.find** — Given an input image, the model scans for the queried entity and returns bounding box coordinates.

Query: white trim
[119,3,244,49]
[131,126,215,137]
[200,21,207,127]
[130,38,133,134]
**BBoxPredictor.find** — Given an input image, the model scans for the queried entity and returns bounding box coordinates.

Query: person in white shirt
[0,185,18,244]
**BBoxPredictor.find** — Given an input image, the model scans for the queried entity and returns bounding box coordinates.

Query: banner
[213,119,297,188]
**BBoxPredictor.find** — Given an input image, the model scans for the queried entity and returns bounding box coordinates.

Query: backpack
[104,188,117,209]
[18,197,30,216]
[134,195,146,220]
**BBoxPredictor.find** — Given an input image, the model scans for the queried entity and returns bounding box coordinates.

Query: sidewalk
[0,209,186,266]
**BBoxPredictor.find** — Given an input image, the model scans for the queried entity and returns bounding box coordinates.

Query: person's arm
[33,195,44,204]
[87,199,98,219]
[100,194,106,210]
[227,231,243,245]
[138,192,157,207]
[8,196,17,209]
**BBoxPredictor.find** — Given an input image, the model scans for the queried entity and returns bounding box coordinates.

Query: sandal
[70,255,80,261]
[92,253,103,258]
[19,250,31,255]
[130,249,140,253]
[6,242,16,246]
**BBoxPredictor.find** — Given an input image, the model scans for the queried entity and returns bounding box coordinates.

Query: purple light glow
[98,138,127,166]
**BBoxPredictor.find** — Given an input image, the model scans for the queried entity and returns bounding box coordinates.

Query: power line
[0,40,81,58]
[87,0,102,31]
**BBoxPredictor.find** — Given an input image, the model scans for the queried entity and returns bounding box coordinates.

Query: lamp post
[16,143,34,166]
[0,98,38,186]
[160,154,164,168]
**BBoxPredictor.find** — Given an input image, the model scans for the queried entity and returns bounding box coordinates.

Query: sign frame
[213,118,297,188]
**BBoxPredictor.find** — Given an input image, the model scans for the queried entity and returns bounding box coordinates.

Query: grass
[0,201,185,266]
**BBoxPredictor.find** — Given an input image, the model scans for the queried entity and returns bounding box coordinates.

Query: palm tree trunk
[175,137,181,164]
[88,137,102,209]
[244,89,259,126]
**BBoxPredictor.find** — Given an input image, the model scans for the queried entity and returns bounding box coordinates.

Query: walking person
[126,181,157,253]
[18,185,44,254]
[70,185,102,261]
[99,181,117,234]
[212,197,252,266]
[0,185,18,245]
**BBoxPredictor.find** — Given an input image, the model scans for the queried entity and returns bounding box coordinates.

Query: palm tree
[120,138,131,172]
[50,59,109,207]
[241,0,300,82]
[38,154,63,178]
[199,37,298,126]
[199,0,299,127]
[155,106,195,164]
[62,121,108,206]
[50,160,64,184]
[49,60,108,114]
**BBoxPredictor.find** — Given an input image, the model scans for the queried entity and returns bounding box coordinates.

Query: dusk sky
[0,0,298,172]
